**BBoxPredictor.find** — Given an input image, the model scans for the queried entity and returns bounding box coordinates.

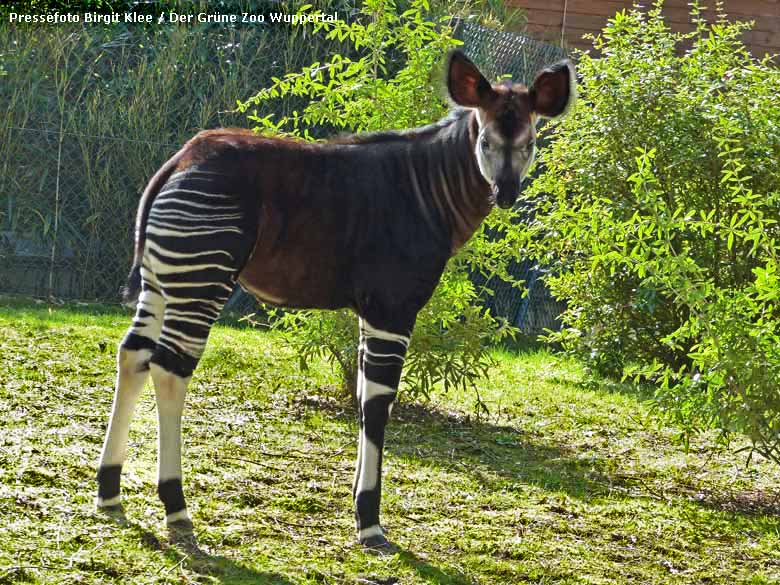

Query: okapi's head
[447,50,576,209]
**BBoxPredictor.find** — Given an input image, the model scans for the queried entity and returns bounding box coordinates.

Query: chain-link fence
[0,19,567,332]
[0,126,177,300]
[0,18,321,304]
[457,19,568,85]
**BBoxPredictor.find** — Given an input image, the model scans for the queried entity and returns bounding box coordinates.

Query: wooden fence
[508,0,780,57]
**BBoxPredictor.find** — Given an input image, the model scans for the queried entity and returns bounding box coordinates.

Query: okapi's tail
[122,147,186,305]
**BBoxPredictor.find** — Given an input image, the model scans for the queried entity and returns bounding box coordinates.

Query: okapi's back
[160,128,440,311]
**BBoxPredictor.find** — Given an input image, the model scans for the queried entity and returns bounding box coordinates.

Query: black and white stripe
[353,319,409,547]
[97,168,248,527]
[94,52,576,551]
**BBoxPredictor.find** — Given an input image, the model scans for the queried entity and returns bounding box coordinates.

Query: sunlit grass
[1,299,778,584]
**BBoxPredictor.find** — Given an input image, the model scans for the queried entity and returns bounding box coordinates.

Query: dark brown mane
[329,108,470,144]
[190,109,471,149]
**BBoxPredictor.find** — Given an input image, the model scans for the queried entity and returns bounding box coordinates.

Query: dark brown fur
[129,111,492,329]
[108,50,576,551]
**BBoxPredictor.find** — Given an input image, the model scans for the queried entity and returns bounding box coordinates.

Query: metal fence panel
[0,126,175,300]
[456,19,568,84]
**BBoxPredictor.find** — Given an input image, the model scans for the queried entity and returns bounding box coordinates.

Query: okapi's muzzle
[493,169,521,209]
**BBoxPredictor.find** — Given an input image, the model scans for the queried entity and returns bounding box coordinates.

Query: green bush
[520,2,780,463]
[240,0,520,403]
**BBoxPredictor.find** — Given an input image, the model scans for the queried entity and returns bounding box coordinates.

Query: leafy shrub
[520,2,780,462]
[239,0,520,402]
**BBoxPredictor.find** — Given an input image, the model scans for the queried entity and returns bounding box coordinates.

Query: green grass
[0,299,778,584]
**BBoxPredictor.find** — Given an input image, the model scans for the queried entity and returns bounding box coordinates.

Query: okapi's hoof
[167,518,197,545]
[96,502,128,524]
[167,518,203,554]
[360,533,398,555]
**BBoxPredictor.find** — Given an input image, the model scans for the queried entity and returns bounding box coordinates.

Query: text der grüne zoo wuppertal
[7,11,340,25]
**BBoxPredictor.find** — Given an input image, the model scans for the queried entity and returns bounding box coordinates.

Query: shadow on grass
[349,548,472,585]
[121,520,294,585]
[391,401,605,500]
[299,395,780,518]
[396,549,472,585]
[117,516,468,585]
[302,394,604,501]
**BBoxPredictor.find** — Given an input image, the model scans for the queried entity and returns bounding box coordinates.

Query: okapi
[96,51,576,551]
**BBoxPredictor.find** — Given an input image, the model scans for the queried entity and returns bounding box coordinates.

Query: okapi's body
[96,51,576,551]
[222,111,490,313]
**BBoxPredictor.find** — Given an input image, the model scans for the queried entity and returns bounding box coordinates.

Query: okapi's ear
[530,60,577,119]
[447,50,494,108]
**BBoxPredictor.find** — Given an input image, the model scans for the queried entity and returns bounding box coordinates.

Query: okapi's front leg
[352,328,366,504]
[353,318,410,550]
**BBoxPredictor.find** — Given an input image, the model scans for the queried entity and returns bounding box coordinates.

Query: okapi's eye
[480,137,490,150]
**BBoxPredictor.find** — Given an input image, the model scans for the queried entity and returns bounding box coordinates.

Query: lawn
[0,299,778,584]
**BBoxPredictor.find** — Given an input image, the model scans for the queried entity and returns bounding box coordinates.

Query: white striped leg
[96,287,163,510]
[138,169,247,533]
[96,348,150,509]
[352,329,366,502]
[354,319,409,549]
[150,363,192,530]
[148,301,225,533]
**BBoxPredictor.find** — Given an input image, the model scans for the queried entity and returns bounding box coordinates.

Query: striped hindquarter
[97,168,251,530]
[96,167,412,549]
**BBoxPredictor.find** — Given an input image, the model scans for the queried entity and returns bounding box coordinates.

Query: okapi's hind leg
[147,294,231,541]
[150,360,193,539]
[98,167,253,539]
[353,318,410,552]
[97,279,164,516]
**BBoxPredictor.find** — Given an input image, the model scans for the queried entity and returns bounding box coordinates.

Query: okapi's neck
[406,109,493,253]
